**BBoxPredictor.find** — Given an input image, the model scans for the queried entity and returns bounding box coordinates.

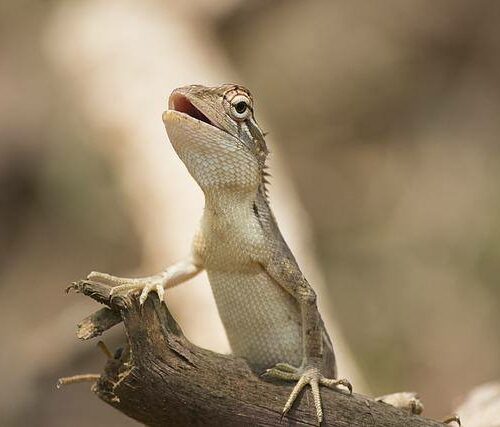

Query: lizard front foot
[87,271,167,304]
[263,362,352,424]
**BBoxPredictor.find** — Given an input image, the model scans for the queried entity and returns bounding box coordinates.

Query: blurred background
[1,0,500,425]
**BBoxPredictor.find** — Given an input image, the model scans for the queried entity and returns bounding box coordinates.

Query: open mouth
[169,93,213,126]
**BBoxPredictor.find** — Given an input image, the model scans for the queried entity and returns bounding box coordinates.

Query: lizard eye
[229,95,251,121]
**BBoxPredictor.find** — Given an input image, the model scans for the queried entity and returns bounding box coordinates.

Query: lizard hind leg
[263,363,352,424]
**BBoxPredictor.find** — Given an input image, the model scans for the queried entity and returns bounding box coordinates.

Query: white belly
[207,268,302,372]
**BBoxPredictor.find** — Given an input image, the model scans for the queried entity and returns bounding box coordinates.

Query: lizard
[87,83,402,423]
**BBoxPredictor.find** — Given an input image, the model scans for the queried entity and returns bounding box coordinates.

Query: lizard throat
[169,93,213,126]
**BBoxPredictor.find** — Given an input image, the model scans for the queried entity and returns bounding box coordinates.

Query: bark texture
[67,280,444,426]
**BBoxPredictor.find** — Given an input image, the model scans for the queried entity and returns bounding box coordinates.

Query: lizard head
[162,84,268,195]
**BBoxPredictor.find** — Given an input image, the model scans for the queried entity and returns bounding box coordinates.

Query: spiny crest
[219,84,272,200]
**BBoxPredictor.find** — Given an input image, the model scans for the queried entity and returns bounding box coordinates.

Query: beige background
[1,1,499,425]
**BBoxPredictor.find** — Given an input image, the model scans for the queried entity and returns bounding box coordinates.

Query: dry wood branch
[67,280,444,426]
[77,307,122,340]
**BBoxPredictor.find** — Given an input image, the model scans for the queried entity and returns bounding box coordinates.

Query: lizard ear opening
[169,93,212,126]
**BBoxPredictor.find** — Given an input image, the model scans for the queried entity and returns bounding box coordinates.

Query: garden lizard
[88,84,353,423]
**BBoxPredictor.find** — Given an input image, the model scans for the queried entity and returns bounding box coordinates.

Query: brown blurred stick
[65,280,444,427]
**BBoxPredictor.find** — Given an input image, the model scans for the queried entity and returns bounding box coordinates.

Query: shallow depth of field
[1,1,499,425]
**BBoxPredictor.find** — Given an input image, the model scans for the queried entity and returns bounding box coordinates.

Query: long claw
[110,283,143,296]
[263,368,299,381]
[87,271,113,284]
[265,362,353,424]
[320,377,352,394]
[138,281,165,305]
[273,362,297,373]
[156,283,165,303]
[282,375,308,416]
[88,271,167,304]
[139,286,150,305]
[88,271,131,286]
[310,379,323,423]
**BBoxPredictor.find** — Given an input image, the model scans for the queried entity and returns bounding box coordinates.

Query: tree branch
[67,280,444,426]
[76,307,122,340]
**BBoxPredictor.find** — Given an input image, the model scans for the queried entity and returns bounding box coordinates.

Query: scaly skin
[88,84,351,423]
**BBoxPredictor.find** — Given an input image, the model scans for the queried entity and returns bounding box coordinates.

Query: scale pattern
[165,86,337,377]
[208,269,302,371]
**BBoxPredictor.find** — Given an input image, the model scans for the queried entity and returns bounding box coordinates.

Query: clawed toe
[86,271,166,304]
[87,271,126,285]
[109,283,143,296]
[263,367,300,381]
[281,368,323,423]
[273,362,297,373]
[264,362,352,424]
[320,377,352,394]
[139,282,165,305]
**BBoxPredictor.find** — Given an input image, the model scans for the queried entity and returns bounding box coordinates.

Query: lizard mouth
[168,93,213,126]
